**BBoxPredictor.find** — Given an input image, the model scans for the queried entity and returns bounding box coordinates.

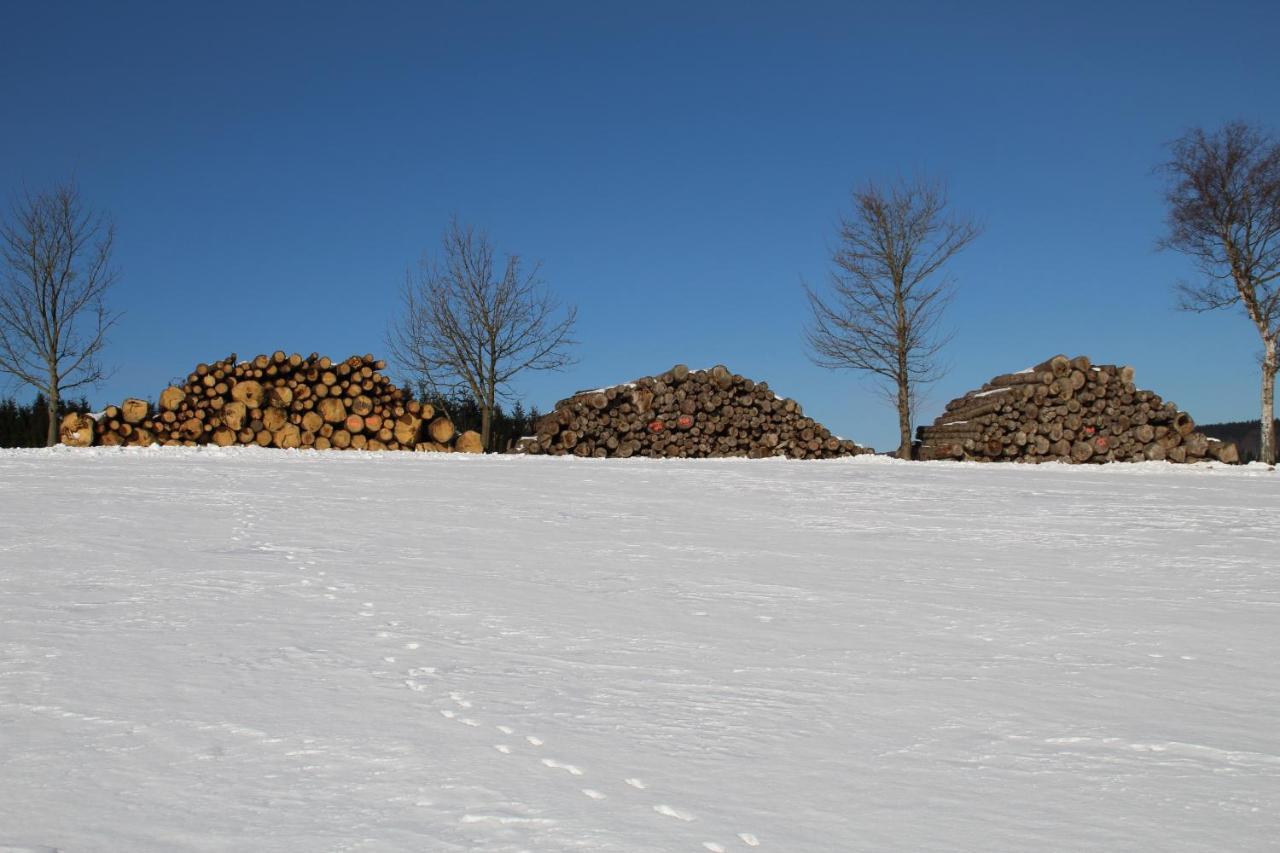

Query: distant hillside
[1199,420,1280,463]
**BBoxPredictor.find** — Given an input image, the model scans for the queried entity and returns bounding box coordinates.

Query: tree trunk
[45,382,59,447]
[1262,334,1278,465]
[896,377,912,459]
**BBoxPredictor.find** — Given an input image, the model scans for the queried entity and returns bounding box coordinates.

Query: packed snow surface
[1,448,1278,852]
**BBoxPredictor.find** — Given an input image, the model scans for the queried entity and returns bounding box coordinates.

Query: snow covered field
[1,448,1277,852]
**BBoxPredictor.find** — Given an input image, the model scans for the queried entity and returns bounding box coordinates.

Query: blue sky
[3,1,1278,450]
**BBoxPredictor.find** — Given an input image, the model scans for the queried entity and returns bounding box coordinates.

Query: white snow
[970,387,1013,398]
[1,447,1278,852]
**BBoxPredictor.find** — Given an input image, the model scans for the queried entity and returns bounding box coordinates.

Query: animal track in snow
[405,642,420,650]
[449,692,471,708]
[625,777,646,789]
[582,788,606,800]
[702,844,726,852]
[541,758,583,776]
[653,804,695,821]
[494,744,511,754]
[738,832,761,846]
[525,735,543,746]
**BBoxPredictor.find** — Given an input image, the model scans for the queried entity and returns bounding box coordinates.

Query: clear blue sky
[3,1,1279,450]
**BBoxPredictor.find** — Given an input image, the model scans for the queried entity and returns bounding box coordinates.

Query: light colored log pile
[519,364,872,459]
[916,354,1239,464]
[59,351,483,453]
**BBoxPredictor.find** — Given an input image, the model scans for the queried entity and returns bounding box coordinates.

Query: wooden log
[455,431,484,453]
[159,386,186,412]
[393,414,422,445]
[59,413,96,447]
[268,385,294,408]
[272,423,301,449]
[987,371,1053,388]
[1034,354,1071,377]
[301,411,324,433]
[231,380,266,408]
[122,398,150,424]
[317,398,347,424]
[428,417,456,444]
[263,407,289,432]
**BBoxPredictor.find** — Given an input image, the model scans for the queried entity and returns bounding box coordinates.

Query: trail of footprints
[288,564,761,850]
[426,680,762,849]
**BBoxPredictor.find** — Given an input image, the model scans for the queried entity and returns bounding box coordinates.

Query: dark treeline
[1199,420,1280,464]
[411,385,541,452]
[0,395,93,448]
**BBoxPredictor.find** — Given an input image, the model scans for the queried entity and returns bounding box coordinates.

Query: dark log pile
[58,351,483,453]
[518,364,872,459]
[916,354,1239,464]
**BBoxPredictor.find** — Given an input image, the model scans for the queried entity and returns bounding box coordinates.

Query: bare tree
[0,181,120,446]
[390,220,577,451]
[1159,121,1280,465]
[805,178,980,459]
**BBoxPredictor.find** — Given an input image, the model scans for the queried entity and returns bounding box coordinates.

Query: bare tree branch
[388,219,577,451]
[804,178,980,458]
[0,180,120,445]
[1159,121,1280,464]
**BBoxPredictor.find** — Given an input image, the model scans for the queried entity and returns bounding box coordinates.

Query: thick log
[59,413,96,447]
[317,398,347,424]
[455,431,484,453]
[159,386,186,412]
[231,380,266,408]
[428,417,456,444]
[393,414,422,445]
[122,398,150,424]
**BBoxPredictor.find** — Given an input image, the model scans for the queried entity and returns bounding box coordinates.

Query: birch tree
[1159,121,1280,465]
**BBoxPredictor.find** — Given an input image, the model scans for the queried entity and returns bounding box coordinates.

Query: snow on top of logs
[971,387,1014,399]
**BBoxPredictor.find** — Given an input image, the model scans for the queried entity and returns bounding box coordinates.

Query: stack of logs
[916,354,1239,464]
[519,364,871,459]
[58,351,483,453]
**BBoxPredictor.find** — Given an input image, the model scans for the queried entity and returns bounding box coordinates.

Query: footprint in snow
[738,833,761,846]
[582,789,606,800]
[496,725,514,735]
[494,744,511,754]
[525,735,543,746]
[703,844,726,852]
[541,758,583,776]
[625,777,646,789]
[653,804,695,822]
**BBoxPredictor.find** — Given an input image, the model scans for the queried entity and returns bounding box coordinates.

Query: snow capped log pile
[58,351,482,452]
[916,354,1239,464]
[520,364,872,459]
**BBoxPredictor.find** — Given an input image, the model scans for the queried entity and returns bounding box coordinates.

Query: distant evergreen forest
[1199,420,1280,464]
[0,395,93,448]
